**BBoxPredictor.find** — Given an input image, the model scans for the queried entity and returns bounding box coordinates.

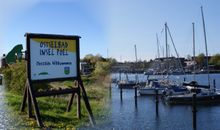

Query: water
[1,74,220,129]
[93,73,220,130]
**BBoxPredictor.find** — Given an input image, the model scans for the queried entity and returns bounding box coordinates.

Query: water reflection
[92,74,220,130]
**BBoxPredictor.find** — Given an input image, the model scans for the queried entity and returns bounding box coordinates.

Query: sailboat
[118,71,137,89]
[165,7,220,105]
[139,23,188,96]
[118,45,143,89]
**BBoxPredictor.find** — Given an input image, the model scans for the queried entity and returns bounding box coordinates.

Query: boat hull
[166,93,220,105]
[139,88,164,95]
[118,83,137,89]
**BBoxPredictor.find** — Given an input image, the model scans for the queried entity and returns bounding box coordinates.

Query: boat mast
[192,22,196,81]
[156,33,160,58]
[201,6,210,87]
[134,44,138,83]
[134,44,138,63]
[165,22,169,79]
[167,25,186,76]
[165,23,168,58]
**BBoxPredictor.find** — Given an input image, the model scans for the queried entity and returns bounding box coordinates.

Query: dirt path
[0,84,16,129]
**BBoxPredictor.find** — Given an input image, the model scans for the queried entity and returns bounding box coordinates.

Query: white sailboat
[139,23,188,96]
[165,7,220,105]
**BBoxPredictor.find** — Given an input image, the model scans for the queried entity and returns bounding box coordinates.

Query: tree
[209,54,220,66]
[93,61,111,78]
[82,54,105,66]
[107,58,117,65]
[196,53,205,69]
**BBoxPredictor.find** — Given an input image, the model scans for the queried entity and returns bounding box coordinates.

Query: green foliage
[195,53,205,69]
[209,54,220,66]
[0,67,3,73]
[81,54,114,80]
[107,58,117,65]
[2,60,26,94]
[82,54,105,67]
[2,61,51,94]
[5,78,110,129]
[93,61,111,78]
[2,54,111,128]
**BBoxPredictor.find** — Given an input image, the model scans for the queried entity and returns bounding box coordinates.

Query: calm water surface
[91,74,220,130]
[1,74,220,129]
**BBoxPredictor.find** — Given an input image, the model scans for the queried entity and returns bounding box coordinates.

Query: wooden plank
[78,77,95,126]
[77,86,81,119]
[66,92,76,112]
[28,80,44,127]
[27,87,33,118]
[20,81,28,112]
[35,88,78,97]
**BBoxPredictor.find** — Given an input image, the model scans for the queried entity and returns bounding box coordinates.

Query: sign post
[20,33,95,127]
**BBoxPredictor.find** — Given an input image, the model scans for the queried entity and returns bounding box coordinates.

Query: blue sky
[0,0,220,62]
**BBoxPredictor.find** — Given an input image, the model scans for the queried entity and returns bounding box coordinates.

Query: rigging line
[158,27,164,44]
[156,33,160,58]
[201,6,210,87]
[134,44,138,83]
[192,22,196,81]
[166,25,186,77]
[157,27,165,58]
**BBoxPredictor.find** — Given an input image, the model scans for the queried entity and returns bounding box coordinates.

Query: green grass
[2,60,111,129]
[4,81,110,129]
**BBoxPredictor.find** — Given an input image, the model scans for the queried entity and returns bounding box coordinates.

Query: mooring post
[192,93,197,130]
[213,79,216,92]
[120,87,123,101]
[184,77,186,82]
[109,82,112,98]
[0,75,2,85]
[134,85,138,107]
[155,89,159,116]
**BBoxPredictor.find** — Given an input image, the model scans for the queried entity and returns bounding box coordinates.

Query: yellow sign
[29,36,79,81]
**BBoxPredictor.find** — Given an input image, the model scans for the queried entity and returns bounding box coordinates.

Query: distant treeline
[190,53,220,70]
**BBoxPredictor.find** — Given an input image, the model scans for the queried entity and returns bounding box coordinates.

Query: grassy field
[2,60,112,129]
[4,79,111,129]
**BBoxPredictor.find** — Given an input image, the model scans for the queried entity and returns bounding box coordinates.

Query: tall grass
[2,60,111,128]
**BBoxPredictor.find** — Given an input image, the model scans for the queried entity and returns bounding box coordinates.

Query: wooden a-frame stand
[20,76,95,127]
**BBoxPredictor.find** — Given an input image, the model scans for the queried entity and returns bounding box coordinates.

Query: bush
[2,58,111,94]
[3,60,26,94]
[93,61,111,78]
[2,61,54,94]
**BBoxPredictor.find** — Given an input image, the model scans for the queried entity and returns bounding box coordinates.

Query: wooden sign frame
[20,33,95,127]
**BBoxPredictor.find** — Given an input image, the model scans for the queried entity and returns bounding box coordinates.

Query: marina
[96,73,220,130]
[1,1,220,129]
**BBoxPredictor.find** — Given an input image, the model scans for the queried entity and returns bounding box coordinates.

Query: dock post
[134,85,137,107]
[155,89,159,116]
[0,75,2,85]
[213,79,216,92]
[192,93,197,130]
[120,87,123,101]
[109,82,112,98]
